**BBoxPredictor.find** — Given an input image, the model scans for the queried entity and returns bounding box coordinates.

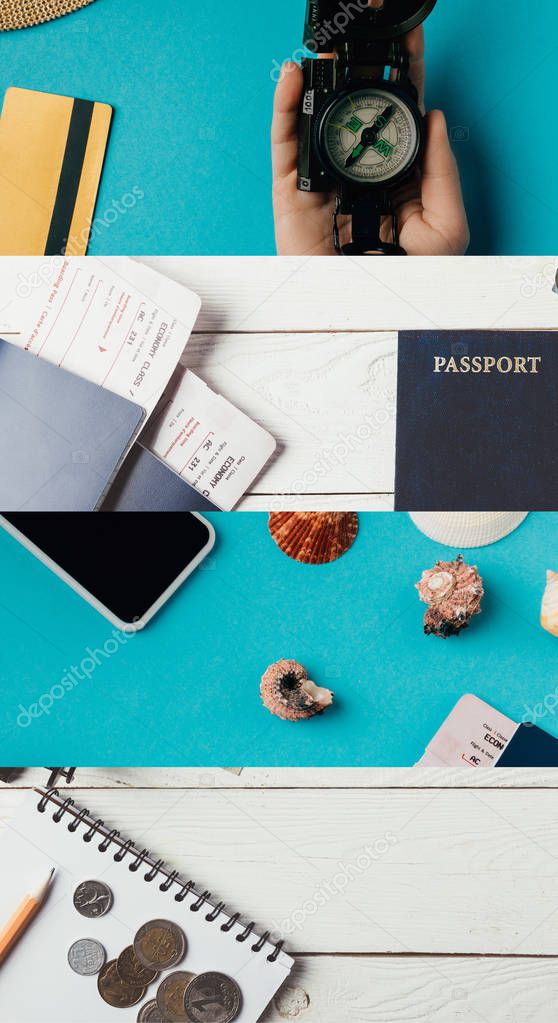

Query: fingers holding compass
[420,110,469,251]
[395,110,470,255]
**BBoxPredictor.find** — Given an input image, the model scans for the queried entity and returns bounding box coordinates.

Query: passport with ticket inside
[418,694,558,768]
[0,339,144,511]
[395,331,558,511]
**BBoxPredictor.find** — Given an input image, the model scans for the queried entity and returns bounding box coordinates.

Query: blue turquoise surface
[3,0,556,255]
[0,512,556,766]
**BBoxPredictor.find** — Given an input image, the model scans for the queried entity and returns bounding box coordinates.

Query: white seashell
[409,512,528,549]
[541,570,558,638]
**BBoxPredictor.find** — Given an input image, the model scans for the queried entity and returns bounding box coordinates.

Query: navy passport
[102,445,216,512]
[0,340,145,511]
[498,724,558,768]
[395,331,558,511]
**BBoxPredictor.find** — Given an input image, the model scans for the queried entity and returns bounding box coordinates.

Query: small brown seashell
[260,660,333,722]
[416,554,484,639]
[268,512,358,565]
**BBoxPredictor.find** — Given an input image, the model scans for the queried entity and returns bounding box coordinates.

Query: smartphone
[0,513,215,631]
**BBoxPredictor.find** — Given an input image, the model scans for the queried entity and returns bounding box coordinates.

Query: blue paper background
[2,0,557,255]
[0,512,556,766]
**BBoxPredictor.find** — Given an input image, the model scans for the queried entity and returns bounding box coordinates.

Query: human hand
[271,28,470,256]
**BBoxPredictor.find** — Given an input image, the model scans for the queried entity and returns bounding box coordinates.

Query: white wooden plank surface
[3,767,558,788]
[137,257,558,333]
[2,786,558,956]
[3,774,558,1021]
[135,256,557,505]
[181,331,397,498]
[260,956,558,1023]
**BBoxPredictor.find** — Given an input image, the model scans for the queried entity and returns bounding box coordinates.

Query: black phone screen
[2,513,213,623]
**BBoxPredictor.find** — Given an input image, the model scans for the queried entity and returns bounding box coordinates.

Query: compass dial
[319,88,421,186]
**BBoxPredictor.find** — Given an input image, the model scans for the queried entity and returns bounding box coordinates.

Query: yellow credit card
[0,87,112,255]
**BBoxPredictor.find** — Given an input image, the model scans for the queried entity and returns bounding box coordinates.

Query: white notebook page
[0,791,293,1023]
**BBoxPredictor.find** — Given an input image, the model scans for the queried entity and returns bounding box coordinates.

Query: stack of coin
[97,920,187,1009]
[69,901,242,1023]
[97,946,158,1008]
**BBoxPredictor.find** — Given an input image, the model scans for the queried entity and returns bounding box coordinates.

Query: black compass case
[298,0,437,193]
[303,0,437,50]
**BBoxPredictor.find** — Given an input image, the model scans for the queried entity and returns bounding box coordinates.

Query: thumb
[420,110,470,254]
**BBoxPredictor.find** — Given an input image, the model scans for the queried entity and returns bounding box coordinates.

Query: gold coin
[117,945,159,986]
[98,960,147,1008]
[134,919,187,971]
[156,971,196,1021]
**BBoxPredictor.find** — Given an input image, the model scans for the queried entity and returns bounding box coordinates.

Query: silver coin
[68,938,106,976]
[73,880,114,918]
[137,1000,165,1023]
[183,972,242,1023]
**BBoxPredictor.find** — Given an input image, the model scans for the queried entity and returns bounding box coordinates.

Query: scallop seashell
[416,555,484,639]
[409,513,528,549]
[268,513,358,565]
[260,660,333,722]
[541,570,558,637]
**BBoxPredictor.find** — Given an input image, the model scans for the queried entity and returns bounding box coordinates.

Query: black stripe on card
[44,98,95,256]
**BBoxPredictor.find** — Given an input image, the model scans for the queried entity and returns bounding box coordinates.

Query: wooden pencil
[0,867,55,964]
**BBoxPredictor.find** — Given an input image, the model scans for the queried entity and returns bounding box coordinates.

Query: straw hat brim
[1,0,96,31]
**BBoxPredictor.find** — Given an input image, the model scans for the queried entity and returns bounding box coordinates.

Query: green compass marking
[345,114,364,134]
[373,109,392,131]
[374,138,394,159]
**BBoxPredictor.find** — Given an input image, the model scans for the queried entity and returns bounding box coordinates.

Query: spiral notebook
[0,790,293,1023]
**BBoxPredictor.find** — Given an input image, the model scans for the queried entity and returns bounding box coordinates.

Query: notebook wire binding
[45,768,77,787]
[35,788,285,963]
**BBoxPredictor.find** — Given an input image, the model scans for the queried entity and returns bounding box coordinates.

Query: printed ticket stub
[2,256,201,416]
[145,368,277,510]
[417,694,519,768]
